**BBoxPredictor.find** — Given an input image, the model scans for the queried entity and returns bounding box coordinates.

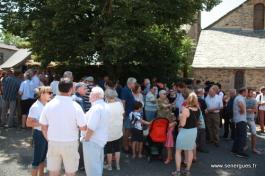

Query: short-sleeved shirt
[19,79,35,100]
[28,100,44,131]
[246,98,257,121]
[107,101,124,142]
[83,99,110,147]
[175,92,184,113]
[129,111,142,130]
[205,94,223,113]
[39,96,86,142]
[256,93,265,111]
[233,95,247,123]
[121,86,136,116]
[145,92,158,112]
[31,75,41,89]
[2,75,21,101]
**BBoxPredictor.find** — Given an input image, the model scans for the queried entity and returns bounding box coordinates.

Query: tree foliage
[0,31,30,48]
[0,0,220,80]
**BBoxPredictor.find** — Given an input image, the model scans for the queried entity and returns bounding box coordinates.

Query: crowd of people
[0,68,264,176]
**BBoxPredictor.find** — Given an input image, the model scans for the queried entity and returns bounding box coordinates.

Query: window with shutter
[253,3,265,30]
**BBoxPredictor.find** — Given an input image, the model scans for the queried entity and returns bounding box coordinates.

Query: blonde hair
[186,92,199,108]
[35,86,52,98]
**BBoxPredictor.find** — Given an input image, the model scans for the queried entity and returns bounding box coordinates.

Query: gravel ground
[1,127,265,176]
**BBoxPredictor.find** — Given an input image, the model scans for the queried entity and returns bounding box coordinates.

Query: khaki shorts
[247,120,257,135]
[47,141,79,173]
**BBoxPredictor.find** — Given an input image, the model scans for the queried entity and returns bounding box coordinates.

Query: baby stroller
[145,117,169,162]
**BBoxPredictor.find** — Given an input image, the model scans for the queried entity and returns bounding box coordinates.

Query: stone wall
[211,0,265,30]
[245,69,265,89]
[192,68,265,92]
[192,68,234,91]
[187,12,201,43]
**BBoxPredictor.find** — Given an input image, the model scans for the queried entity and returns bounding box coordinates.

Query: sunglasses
[45,92,53,95]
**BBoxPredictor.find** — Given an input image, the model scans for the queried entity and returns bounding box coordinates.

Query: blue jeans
[232,121,247,154]
[145,110,156,121]
[82,141,104,176]
[32,129,48,168]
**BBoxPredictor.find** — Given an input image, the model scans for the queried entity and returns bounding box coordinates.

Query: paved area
[0,128,265,176]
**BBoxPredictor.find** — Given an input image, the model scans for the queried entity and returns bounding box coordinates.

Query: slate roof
[0,42,19,51]
[0,49,31,69]
[192,29,265,69]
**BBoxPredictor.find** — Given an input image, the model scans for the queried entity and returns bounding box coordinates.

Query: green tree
[0,31,30,48]
[0,0,220,80]
[179,36,196,78]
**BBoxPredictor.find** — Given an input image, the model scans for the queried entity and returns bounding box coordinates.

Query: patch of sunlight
[0,136,7,139]
[0,155,11,162]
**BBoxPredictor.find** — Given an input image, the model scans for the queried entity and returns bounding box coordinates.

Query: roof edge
[203,0,248,30]
[0,43,19,51]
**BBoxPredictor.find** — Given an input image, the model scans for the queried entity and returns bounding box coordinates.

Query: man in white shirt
[205,86,223,147]
[40,78,87,176]
[82,87,110,176]
[256,86,265,133]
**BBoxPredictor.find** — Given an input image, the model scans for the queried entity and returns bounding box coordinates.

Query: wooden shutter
[234,71,245,91]
[254,3,265,30]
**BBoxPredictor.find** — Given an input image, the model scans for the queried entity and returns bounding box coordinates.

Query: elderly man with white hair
[63,71,74,81]
[82,86,110,176]
[121,77,137,153]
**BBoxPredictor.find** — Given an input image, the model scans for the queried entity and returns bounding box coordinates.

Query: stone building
[0,43,18,64]
[183,12,201,43]
[0,43,31,70]
[192,0,265,91]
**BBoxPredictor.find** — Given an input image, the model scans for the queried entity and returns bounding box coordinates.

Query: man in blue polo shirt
[121,77,137,153]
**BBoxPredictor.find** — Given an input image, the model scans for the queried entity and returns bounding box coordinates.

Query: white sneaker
[107,165,112,171]
[116,164,120,171]
[103,164,108,169]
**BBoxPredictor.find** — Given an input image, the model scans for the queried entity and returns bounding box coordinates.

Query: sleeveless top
[183,108,199,129]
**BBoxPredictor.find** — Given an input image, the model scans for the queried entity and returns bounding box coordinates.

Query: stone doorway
[234,70,245,90]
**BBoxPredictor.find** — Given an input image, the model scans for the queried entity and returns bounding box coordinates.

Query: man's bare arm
[41,125,48,140]
[83,128,94,141]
